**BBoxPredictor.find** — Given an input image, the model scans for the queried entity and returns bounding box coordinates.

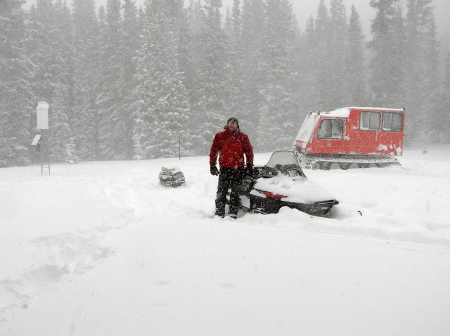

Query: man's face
[228,121,238,132]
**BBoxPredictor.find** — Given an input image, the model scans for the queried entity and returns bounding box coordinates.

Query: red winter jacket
[209,126,254,169]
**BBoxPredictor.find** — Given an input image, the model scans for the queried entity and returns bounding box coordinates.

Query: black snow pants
[215,167,243,216]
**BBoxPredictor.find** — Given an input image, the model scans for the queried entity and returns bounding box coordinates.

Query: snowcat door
[313,118,346,154]
[379,111,404,155]
[358,111,382,153]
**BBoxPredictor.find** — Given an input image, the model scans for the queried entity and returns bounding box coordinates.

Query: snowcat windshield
[295,114,318,142]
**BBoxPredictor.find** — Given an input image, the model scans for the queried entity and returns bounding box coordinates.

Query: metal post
[36,101,50,175]
[40,138,43,175]
[40,133,50,176]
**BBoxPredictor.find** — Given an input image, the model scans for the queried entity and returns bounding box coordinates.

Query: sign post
[35,101,50,175]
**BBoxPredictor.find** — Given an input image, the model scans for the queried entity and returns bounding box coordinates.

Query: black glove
[210,164,219,176]
[244,163,253,176]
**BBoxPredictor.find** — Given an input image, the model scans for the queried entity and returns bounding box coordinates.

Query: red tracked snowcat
[293,107,405,169]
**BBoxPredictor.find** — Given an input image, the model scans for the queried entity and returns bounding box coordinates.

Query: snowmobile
[236,150,339,217]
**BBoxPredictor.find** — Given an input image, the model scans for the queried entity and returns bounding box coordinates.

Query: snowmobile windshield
[266,151,300,168]
[265,151,307,178]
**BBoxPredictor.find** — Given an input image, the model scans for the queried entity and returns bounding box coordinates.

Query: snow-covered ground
[1,145,450,336]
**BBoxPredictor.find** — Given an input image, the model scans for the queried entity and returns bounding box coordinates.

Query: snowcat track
[302,155,400,170]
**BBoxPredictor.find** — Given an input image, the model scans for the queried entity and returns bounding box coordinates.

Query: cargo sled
[159,167,185,187]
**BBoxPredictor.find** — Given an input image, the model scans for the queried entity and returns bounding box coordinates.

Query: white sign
[31,135,41,146]
[37,101,49,130]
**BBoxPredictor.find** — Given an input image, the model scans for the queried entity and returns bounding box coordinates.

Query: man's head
[227,117,239,133]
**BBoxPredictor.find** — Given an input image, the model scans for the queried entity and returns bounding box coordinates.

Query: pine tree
[346,5,366,105]
[423,15,441,143]
[328,0,348,107]
[256,0,299,151]
[186,0,202,34]
[27,0,74,162]
[72,0,100,160]
[405,0,440,143]
[0,0,33,167]
[27,0,55,101]
[177,3,196,135]
[224,7,232,36]
[132,0,153,159]
[97,0,125,160]
[225,0,247,127]
[116,0,141,159]
[368,0,406,107]
[133,0,190,159]
[240,0,266,142]
[299,16,318,113]
[313,0,333,109]
[48,0,74,162]
[193,0,229,154]
[439,53,450,143]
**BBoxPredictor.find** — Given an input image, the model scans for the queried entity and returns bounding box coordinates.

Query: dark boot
[215,168,230,217]
[215,199,225,218]
[228,170,242,217]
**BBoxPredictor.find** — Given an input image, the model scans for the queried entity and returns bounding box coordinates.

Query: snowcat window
[382,112,403,132]
[360,111,380,131]
[317,119,344,139]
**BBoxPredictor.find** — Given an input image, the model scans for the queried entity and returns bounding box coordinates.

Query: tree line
[1,0,449,167]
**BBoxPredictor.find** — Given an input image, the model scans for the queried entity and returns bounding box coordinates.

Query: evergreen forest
[1,0,449,167]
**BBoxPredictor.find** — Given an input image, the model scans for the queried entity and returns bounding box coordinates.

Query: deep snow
[1,145,450,336]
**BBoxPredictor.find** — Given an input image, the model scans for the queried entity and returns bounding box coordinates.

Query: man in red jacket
[209,117,254,218]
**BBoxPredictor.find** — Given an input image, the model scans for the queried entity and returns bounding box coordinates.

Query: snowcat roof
[313,107,405,118]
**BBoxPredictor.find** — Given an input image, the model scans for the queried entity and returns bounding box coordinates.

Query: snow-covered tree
[368,0,406,107]
[404,0,440,143]
[186,0,202,34]
[97,0,127,160]
[240,0,266,141]
[439,53,450,143]
[114,0,141,159]
[255,0,299,151]
[28,0,74,162]
[133,0,190,159]
[346,5,366,105]
[328,0,348,108]
[297,16,317,113]
[47,5,73,162]
[28,0,55,101]
[225,0,247,127]
[177,3,196,128]
[0,0,33,167]
[193,0,229,154]
[313,0,333,109]
[72,0,100,160]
